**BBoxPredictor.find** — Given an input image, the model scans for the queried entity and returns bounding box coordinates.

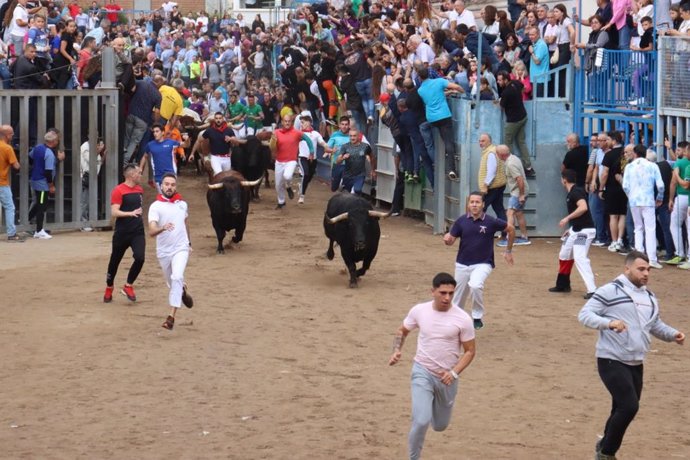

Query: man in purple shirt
[443,191,515,329]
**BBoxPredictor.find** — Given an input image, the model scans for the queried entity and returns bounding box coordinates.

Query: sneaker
[592,240,607,247]
[81,226,94,232]
[678,261,690,270]
[514,237,531,246]
[607,242,620,252]
[104,286,114,303]
[181,287,194,308]
[7,234,25,242]
[412,174,420,183]
[298,195,305,204]
[525,168,536,178]
[496,239,508,247]
[391,211,401,217]
[447,170,457,180]
[275,203,285,210]
[33,229,52,239]
[473,318,484,330]
[286,186,294,200]
[648,261,663,269]
[162,315,175,330]
[367,115,374,124]
[584,292,595,299]
[618,245,631,255]
[121,284,136,302]
[664,255,684,265]
[548,286,572,293]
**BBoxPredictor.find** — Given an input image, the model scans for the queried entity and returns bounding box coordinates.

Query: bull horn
[368,210,392,218]
[240,178,263,187]
[326,212,349,224]
[207,183,224,189]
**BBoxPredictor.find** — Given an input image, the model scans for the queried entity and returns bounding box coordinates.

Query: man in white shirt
[80,138,105,231]
[406,35,436,67]
[148,173,194,331]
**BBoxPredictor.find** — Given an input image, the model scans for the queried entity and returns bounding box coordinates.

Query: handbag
[550,25,561,65]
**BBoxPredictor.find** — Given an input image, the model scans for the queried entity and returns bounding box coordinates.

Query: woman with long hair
[504,32,522,67]
[497,10,514,42]
[480,5,499,38]
[52,19,77,89]
[517,10,538,38]
[552,3,576,97]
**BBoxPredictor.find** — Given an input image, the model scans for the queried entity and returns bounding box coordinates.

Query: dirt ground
[1,169,688,460]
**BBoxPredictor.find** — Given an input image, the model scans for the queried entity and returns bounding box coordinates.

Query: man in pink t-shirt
[389,272,476,460]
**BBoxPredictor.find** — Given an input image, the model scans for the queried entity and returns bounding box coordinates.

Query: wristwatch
[450,370,459,379]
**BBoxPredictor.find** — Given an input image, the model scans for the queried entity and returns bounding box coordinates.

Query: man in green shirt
[227,91,247,137]
[244,93,264,135]
[668,142,690,265]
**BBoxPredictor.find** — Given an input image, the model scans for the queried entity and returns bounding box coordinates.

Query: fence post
[101,47,116,89]
[432,127,444,234]
[656,37,664,159]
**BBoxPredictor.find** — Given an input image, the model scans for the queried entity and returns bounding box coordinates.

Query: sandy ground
[0,169,688,460]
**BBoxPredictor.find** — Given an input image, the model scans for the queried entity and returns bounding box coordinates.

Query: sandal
[7,235,25,242]
[162,315,175,330]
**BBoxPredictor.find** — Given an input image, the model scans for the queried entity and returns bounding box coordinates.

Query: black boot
[548,273,572,292]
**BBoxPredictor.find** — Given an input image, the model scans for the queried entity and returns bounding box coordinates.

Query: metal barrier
[0,89,120,233]
[657,36,690,155]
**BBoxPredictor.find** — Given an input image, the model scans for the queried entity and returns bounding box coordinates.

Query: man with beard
[148,173,194,331]
[202,112,243,176]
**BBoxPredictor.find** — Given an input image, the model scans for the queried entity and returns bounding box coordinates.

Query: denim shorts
[508,195,527,211]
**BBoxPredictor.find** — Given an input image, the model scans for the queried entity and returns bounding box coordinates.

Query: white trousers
[559,228,596,293]
[452,263,493,319]
[158,250,189,308]
[670,194,689,257]
[631,206,658,263]
[210,155,232,176]
[275,160,297,204]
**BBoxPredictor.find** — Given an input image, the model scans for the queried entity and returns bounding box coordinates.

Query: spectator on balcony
[526,26,549,97]
[631,0,654,48]
[516,10,538,39]
[52,19,78,89]
[456,24,499,73]
[480,5,500,43]
[8,0,30,57]
[551,4,575,98]
[510,60,532,100]
[503,33,523,68]
[343,41,375,124]
[603,0,633,50]
[536,4,549,35]
[84,18,110,47]
[661,3,690,37]
[630,16,654,106]
[575,14,611,76]
[0,38,10,89]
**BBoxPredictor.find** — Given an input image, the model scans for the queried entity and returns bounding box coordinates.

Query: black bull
[207,171,262,254]
[323,193,390,288]
[231,136,273,199]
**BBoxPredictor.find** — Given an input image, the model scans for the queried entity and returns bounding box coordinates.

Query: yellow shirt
[0,140,18,187]
[159,85,184,121]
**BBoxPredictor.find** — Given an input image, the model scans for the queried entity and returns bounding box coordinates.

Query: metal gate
[0,89,120,233]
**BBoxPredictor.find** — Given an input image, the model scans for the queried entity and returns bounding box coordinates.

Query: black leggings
[299,157,317,195]
[597,358,643,455]
[29,190,49,232]
[106,232,146,287]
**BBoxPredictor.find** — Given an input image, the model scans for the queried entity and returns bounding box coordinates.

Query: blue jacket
[579,275,679,363]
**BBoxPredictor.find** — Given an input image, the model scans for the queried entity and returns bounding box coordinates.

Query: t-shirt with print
[341,142,372,178]
[403,300,475,375]
[111,183,144,234]
[449,213,507,267]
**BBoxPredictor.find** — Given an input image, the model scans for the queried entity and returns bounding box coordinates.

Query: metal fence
[658,36,690,112]
[0,89,120,234]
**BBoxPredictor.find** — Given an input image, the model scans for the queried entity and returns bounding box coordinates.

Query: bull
[323,193,390,288]
[231,135,273,201]
[207,170,262,254]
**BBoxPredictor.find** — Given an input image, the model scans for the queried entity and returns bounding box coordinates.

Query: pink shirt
[610,0,631,31]
[404,301,475,375]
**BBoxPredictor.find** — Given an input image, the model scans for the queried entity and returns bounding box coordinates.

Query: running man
[104,164,145,303]
[202,112,242,176]
[270,114,314,209]
[579,251,684,460]
[549,169,597,298]
[443,191,515,330]
[389,272,476,460]
[139,124,179,193]
[297,115,331,204]
[148,173,193,331]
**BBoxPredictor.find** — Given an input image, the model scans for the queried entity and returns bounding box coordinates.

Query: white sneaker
[81,226,94,232]
[607,242,619,252]
[678,261,690,270]
[648,261,663,269]
[298,195,305,204]
[33,229,52,239]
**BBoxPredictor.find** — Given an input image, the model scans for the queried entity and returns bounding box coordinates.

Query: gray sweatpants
[409,362,458,460]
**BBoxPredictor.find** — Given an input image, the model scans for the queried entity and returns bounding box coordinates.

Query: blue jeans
[656,205,674,259]
[354,79,374,119]
[589,191,609,242]
[431,117,457,174]
[0,185,16,236]
[0,63,11,89]
[410,133,434,188]
[625,203,634,247]
[341,175,365,194]
[419,122,436,166]
[409,362,458,460]
[618,24,632,50]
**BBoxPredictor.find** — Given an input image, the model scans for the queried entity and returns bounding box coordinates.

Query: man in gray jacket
[579,251,685,460]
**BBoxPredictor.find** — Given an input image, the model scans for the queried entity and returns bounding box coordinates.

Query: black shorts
[603,188,628,215]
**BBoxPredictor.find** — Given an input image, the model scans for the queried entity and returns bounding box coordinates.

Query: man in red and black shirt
[104,164,146,303]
